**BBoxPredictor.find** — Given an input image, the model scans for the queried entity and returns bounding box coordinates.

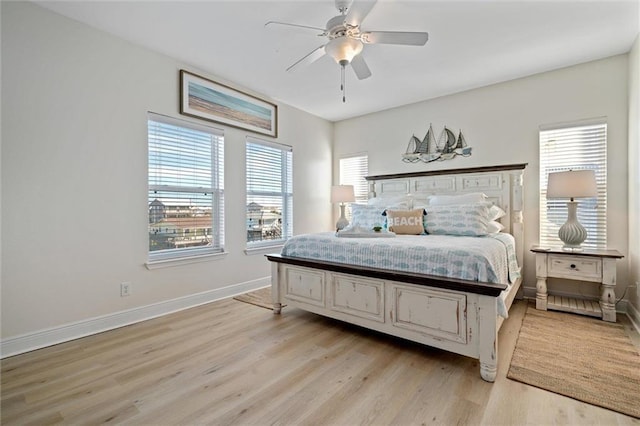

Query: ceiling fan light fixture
[325,37,363,66]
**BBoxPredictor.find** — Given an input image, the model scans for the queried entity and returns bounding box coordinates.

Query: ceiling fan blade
[344,0,378,26]
[362,31,429,46]
[286,45,326,73]
[265,21,325,32]
[351,54,372,80]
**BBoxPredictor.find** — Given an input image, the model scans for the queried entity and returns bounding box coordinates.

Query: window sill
[244,244,284,256]
[145,251,228,270]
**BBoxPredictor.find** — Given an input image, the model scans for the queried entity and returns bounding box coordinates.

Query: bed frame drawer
[284,266,325,307]
[330,274,384,323]
[390,284,467,344]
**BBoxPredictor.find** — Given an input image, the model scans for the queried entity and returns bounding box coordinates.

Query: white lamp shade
[547,170,597,199]
[331,185,355,203]
[325,37,363,65]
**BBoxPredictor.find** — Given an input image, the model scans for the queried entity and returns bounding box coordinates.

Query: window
[148,113,224,262]
[539,121,607,249]
[339,154,368,218]
[246,137,293,246]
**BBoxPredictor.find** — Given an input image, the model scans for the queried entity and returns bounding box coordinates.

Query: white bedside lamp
[331,185,355,231]
[546,170,597,251]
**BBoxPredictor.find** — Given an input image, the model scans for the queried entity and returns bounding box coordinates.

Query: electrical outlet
[120,282,131,297]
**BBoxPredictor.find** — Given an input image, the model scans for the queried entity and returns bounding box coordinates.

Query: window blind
[246,137,293,246]
[340,153,368,205]
[539,121,607,249]
[339,154,368,218]
[148,113,224,260]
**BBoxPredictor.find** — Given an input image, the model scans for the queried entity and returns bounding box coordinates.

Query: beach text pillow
[384,209,425,235]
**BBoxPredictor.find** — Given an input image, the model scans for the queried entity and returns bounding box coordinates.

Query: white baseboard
[627,300,640,334]
[0,277,270,359]
[522,285,536,300]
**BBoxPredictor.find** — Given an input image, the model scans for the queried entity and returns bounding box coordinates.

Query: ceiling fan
[266,0,429,102]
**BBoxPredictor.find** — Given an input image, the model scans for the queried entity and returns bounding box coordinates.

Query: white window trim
[244,244,285,256]
[245,137,293,249]
[145,251,228,270]
[538,118,607,249]
[147,112,225,265]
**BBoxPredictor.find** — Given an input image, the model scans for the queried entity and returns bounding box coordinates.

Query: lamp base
[561,245,585,252]
[558,201,587,251]
[335,204,350,231]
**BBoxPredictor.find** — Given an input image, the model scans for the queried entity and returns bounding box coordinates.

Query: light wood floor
[2,297,639,425]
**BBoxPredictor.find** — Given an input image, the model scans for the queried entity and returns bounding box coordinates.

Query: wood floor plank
[2,298,639,425]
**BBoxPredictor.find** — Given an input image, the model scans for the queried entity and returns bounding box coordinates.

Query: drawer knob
[570,264,576,269]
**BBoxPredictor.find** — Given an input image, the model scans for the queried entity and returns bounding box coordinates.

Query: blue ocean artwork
[188,82,272,130]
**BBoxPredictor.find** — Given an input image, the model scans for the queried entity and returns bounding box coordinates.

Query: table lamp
[331,185,355,231]
[546,170,597,251]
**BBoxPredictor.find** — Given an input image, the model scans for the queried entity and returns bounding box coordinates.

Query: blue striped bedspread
[280,232,521,318]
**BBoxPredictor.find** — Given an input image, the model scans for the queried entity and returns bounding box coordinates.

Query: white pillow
[424,203,490,236]
[487,220,505,234]
[367,195,411,210]
[428,192,487,206]
[488,204,506,221]
[412,197,429,208]
[350,204,386,229]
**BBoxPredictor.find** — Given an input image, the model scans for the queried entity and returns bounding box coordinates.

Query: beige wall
[334,56,630,301]
[1,2,333,344]
[628,34,640,327]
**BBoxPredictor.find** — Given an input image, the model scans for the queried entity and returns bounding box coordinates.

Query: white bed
[266,163,526,382]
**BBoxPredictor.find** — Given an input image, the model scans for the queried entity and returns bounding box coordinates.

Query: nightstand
[530,246,624,322]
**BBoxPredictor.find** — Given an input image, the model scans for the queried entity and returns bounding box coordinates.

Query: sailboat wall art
[402,124,472,163]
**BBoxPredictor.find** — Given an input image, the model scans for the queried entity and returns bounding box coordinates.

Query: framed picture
[180,70,278,138]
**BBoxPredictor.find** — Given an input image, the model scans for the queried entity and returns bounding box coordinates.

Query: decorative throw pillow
[384,209,425,235]
[350,204,386,229]
[424,204,490,236]
[428,192,487,206]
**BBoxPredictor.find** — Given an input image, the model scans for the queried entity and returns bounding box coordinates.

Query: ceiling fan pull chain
[341,64,346,102]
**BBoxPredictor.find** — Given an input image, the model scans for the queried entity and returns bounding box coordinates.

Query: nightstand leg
[600,258,617,322]
[536,277,548,310]
[600,285,616,322]
[534,253,548,311]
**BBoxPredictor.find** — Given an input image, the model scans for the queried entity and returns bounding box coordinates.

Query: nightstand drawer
[547,255,601,281]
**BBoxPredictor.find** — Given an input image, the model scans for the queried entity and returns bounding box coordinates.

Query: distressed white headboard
[365,163,527,265]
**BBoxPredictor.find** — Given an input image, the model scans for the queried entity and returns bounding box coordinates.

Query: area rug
[233,287,283,310]
[507,306,640,418]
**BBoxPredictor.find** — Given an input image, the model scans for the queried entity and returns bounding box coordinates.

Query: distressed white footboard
[268,255,519,382]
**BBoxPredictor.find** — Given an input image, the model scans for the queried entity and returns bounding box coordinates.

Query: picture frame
[180,70,278,138]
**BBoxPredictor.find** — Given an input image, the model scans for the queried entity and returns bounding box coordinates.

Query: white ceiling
[37,0,639,122]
